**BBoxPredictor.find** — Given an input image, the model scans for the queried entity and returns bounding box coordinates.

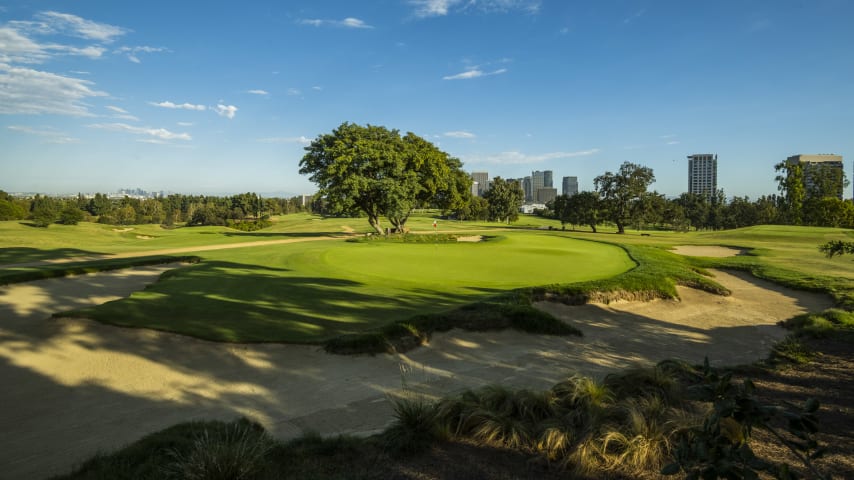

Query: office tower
[687,154,718,198]
[786,154,844,199]
[471,171,489,196]
[536,187,557,204]
[532,171,545,194]
[562,176,579,196]
[543,170,553,188]
[523,176,533,202]
[470,181,479,197]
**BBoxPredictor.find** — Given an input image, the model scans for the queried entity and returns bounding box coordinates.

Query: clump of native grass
[161,418,272,480]
[386,361,707,478]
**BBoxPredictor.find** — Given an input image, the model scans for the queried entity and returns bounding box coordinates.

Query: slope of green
[62,233,634,343]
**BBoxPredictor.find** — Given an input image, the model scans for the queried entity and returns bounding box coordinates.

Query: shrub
[162,419,272,480]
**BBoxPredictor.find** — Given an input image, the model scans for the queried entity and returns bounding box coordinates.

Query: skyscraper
[471,171,489,196]
[523,176,533,202]
[562,176,578,196]
[532,171,545,193]
[687,154,718,198]
[786,154,844,199]
[543,170,553,188]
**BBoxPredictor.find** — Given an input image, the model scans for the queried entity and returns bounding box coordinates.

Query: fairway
[64,233,634,342]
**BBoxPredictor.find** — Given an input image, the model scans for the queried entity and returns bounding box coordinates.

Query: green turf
[59,233,634,342]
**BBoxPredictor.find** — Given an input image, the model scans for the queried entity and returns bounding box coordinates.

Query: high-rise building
[470,181,479,197]
[786,154,844,199]
[536,187,557,204]
[471,171,489,196]
[687,154,718,198]
[543,170,553,188]
[523,176,533,202]
[532,171,545,195]
[562,176,579,196]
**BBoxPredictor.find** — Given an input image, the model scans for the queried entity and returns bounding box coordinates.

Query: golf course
[1,214,852,478]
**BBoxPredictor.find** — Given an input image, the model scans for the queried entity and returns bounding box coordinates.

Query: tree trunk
[368,215,384,235]
[590,223,597,233]
[616,219,625,234]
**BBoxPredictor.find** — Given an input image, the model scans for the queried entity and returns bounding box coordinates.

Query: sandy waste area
[0,261,833,478]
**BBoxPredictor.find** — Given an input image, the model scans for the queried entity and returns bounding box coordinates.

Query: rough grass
[0,255,200,286]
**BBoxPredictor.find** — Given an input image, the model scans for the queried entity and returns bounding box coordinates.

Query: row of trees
[0,190,313,227]
[546,161,854,232]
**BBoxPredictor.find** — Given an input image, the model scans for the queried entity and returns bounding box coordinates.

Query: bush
[162,419,272,480]
[226,219,273,231]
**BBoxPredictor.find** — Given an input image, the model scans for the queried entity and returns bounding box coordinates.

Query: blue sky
[2,1,852,198]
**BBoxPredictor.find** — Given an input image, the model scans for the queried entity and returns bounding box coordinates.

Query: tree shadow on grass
[221,231,347,238]
[0,247,109,265]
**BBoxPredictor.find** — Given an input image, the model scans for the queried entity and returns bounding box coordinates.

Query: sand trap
[672,245,745,257]
[456,235,483,243]
[111,227,133,232]
[135,235,154,240]
[0,268,833,479]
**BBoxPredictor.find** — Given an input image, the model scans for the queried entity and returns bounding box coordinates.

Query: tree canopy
[594,162,655,234]
[483,177,523,223]
[299,122,470,234]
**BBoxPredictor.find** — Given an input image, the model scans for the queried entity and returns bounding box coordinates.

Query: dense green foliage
[482,176,523,223]
[299,122,470,234]
[594,161,656,234]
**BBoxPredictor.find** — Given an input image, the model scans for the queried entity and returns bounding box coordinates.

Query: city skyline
[1,1,852,199]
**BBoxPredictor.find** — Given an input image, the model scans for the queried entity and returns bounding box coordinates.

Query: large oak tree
[299,122,470,234]
[594,162,655,234]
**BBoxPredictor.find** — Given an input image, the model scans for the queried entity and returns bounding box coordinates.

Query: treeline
[544,160,853,231]
[0,190,313,228]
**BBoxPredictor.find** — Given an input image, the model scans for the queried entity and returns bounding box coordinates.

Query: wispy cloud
[87,122,191,141]
[299,17,374,29]
[214,104,238,119]
[28,11,128,42]
[105,105,139,121]
[444,130,476,139]
[0,63,107,116]
[623,8,646,24]
[256,136,312,144]
[247,89,269,95]
[150,100,207,111]
[665,140,680,145]
[7,125,78,143]
[311,86,323,91]
[410,0,540,18]
[114,45,167,63]
[287,88,301,96]
[177,122,194,127]
[465,148,600,165]
[443,67,507,80]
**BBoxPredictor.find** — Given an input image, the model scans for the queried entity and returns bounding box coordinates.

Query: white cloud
[0,27,49,63]
[247,89,269,95]
[150,100,207,111]
[665,141,680,145]
[105,105,138,121]
[256,136,312,144]
[7,125,78,143]
[0,63,107,115]
[311,86,323,91]
[177,122,194,126]
[299,17,374,29]
[287,88,301,96]
[410,0,540,18]
[465,148,600,165]
[114,45,168,63]
[87,122,191,141]
[443,67,507,80]
[444,130,476,139]
[33,11,128,42]
[214,104,238,119]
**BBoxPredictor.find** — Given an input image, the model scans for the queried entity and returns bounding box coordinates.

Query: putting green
[66,233,635,343]
[325,235,634,289]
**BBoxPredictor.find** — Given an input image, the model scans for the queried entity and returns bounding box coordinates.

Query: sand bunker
[456,235,483,242]
[0,267,833,479]
[111,227,133,233]
[672,245,745,257]
[135,235,154,240]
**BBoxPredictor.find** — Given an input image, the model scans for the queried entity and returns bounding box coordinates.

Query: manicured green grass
[59,233,634,343]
